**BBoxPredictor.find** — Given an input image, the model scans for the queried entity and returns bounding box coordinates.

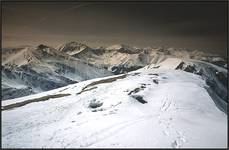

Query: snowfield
[2,58,227,148]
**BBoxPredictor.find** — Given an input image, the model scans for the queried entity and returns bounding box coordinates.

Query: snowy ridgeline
[2,58,227,148]
[2,42,227,100]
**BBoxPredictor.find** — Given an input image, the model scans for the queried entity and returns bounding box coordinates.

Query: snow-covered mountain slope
[57,42,90,56]
[57,42,146,75]
[2,58,227,148]
[175,59,228,113]
[146,57,183,69]
[58,42,227,75]
[140,58,228,113]
[2,45,113,100]
[2,42,227,100]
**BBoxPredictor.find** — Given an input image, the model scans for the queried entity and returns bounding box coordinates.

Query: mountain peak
[105,44,142,54]
[106,44,131,50]
[37,44,49,49]
[57,42,90,56]
[59,42,89,49]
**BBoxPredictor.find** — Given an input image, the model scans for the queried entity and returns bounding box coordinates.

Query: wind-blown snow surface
[2,60,227,148]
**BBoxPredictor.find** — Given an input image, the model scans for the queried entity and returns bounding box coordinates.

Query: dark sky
[2,1,228,55]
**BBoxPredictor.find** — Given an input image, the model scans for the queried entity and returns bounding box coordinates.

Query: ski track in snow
[158,93,187,148]
[73,115,156,148]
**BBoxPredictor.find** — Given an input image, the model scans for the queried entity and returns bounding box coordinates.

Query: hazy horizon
[2,1,228,55]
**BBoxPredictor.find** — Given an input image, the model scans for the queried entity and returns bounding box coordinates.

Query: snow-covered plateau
[2,57,227,148]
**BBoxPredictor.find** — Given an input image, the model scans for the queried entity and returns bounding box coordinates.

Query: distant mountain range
[2,42,227,100]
